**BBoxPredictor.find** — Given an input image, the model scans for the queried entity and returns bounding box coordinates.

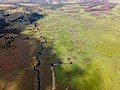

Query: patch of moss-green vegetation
[37,5,120,90]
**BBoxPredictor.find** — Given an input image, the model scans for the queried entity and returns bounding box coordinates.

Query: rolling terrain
[0,4,44,90]
[0,1,120,90]
[37,3,120,90]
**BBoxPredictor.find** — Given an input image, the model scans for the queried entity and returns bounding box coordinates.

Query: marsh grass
[37,5,120,90]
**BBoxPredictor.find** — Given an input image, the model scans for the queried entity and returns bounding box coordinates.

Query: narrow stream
[50,61,62,90]
[50,57,73,90]
[33,38,46,90]
[33,36,73,90]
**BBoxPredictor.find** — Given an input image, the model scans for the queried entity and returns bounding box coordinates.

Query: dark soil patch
[0,36,34,81]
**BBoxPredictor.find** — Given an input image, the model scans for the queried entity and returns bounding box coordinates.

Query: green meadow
[35,5,120,90]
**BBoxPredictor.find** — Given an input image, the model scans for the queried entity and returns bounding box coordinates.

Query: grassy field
[36,5,120,90]
[0,4,119,90]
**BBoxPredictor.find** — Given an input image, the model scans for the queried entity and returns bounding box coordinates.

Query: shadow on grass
[54,62,102,90]
[0,7,102,90]
[0,8,44,90]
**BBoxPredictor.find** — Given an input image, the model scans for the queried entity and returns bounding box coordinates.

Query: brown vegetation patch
[18,69,36,90]
[0,35,35,82]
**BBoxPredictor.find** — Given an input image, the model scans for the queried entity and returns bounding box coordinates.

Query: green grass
[37,6,120,90]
